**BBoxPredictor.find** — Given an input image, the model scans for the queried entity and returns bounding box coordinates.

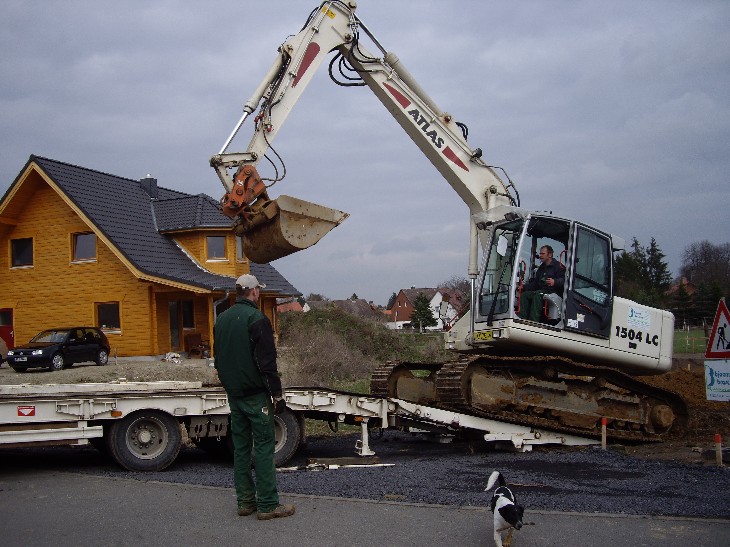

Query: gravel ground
[4,431,729,519]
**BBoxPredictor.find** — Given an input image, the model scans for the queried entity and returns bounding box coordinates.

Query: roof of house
[399,287,438,303]
[3,155,299,295]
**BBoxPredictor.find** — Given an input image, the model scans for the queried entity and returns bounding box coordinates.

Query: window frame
[236,236,248,262]
[96,302,121,333]
[10,237,34,268]
[206,235,228,262]
[71,232,97,263]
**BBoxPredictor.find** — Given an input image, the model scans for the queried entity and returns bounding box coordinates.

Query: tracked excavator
[210,1,687,442]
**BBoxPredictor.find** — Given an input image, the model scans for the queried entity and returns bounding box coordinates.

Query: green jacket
[213,297,282,398]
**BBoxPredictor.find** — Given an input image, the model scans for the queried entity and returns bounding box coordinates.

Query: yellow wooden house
[0,156,300,358]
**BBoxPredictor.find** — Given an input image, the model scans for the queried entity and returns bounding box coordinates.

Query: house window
[72,232,97,262]
[181,300,194,329]
[97,302,121,332]
[11,237,33,267]
[236,236,247,262]
[206,236,227,260]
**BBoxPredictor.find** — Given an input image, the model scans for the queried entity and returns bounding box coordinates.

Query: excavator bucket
[241,195,349,263]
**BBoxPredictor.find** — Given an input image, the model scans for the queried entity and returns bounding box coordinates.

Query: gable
[0,156,299,296]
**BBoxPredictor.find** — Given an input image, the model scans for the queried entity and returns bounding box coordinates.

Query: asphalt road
[1,467,728,547]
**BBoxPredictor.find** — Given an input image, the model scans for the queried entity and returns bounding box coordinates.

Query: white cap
[236,273,266,289]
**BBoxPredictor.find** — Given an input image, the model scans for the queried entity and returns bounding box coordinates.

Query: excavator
[210,1,686,442]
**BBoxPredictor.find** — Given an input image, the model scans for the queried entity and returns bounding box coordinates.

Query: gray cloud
[2,0,728,304]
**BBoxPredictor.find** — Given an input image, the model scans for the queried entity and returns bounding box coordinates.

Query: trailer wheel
[273,408,302,467]
[107,410,182,471]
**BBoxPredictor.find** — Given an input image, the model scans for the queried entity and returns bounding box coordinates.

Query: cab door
[564,224,613,338]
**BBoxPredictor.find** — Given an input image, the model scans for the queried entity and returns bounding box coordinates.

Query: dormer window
[206,235,227,261]
[236,236,247,262]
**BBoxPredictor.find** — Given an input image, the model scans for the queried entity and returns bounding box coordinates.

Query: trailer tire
[107,410,182,471]
[273,408,301,467]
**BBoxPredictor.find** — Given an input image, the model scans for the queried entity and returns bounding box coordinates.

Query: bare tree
[680,241,730,288]
[438,275,470,297]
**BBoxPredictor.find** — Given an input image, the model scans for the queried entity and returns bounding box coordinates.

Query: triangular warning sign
[706,298,730,359]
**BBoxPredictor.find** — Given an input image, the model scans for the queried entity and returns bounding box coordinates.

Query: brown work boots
[256,504,296,521]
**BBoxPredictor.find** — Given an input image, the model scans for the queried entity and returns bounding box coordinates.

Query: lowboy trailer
[0,381,598,472]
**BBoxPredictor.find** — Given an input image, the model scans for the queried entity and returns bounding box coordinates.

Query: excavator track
[370,356,688,443]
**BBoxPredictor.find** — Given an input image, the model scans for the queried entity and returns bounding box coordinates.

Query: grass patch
[674,328,708,354]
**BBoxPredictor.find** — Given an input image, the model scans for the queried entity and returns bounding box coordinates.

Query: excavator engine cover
[240,195,348,263]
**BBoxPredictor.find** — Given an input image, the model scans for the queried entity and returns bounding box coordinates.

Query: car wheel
[49,353,65,371]
[96,348,109,366]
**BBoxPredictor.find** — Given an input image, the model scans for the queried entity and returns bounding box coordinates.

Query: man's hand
[273,396,287,414]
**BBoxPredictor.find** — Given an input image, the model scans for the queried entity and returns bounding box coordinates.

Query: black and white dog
[485,471,524,547]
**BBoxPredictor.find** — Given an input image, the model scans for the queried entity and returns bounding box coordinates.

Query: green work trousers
[229,392,279,512]
[519,290,545,322]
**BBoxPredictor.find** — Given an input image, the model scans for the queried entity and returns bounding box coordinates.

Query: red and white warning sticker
[17,406,35,417]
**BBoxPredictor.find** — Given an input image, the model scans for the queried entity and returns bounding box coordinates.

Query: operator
[518,245,565,322]
[213,274,295,521]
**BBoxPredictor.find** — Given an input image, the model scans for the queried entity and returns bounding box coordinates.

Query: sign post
[704,298,730,402]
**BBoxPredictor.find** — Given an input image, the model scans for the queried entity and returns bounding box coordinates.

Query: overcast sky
[2,1,728,305]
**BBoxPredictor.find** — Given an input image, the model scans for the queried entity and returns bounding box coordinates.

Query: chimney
[140,174,158,199]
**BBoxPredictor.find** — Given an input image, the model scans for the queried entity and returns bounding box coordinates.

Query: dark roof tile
[23,156,299,295]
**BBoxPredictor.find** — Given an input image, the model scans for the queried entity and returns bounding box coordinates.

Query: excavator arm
[211,1,519,268]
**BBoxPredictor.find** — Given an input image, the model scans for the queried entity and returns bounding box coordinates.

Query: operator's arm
[549,262,565,292]
[250,317,283,397]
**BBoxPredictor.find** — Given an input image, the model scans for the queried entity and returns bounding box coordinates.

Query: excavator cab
[476,212,614,335]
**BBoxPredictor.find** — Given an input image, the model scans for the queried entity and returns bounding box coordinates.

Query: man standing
[214,273,295,520]
[519,245,565,322]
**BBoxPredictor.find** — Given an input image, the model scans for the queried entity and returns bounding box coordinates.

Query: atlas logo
[382,81,469,172]
[407,108,445,149]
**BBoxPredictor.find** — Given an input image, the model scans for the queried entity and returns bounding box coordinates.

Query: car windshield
[30,330,69,343]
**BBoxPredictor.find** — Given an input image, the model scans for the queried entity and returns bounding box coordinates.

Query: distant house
[430,287,467,330]
[0,155,300,357]
[388,286,467,330]
[667,277,697,298]
[277,297,304,313]
[389,287,437,329]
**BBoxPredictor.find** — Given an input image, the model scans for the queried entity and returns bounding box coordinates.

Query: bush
[278,309,451,387]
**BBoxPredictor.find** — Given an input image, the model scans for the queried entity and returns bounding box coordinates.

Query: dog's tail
[485,470,506,491]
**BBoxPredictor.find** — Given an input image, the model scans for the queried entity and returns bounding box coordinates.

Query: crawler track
[371,356,688,442]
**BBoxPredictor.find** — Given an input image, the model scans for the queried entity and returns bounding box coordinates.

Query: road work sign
[705,298,730,359]
[705,360,730,401]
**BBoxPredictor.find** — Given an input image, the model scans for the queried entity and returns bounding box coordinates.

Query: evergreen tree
[670,282,693,328]
[410,293,437,331]
[614,237,672,308]
[386,292,397,310]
